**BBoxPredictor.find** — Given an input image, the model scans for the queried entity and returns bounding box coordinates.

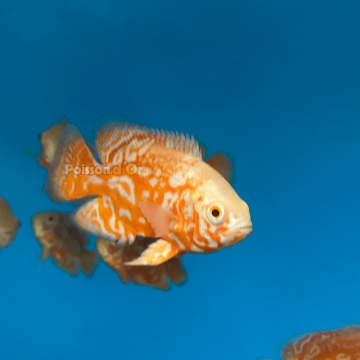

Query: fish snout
[232,220,253,242]
[239,223,252,238]
[221,220,253,247]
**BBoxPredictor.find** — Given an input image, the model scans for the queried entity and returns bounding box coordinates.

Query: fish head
[31,211,64,248]
[32,211,61,233]
[32,211,86,255]
[193,162,252,250]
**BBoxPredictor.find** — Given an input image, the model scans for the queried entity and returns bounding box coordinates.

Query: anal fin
[123,239,179,266]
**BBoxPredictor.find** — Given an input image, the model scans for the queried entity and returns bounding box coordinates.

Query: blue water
[1,1,360,359]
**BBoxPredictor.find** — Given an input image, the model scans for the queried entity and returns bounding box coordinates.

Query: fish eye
[48,216,53,221]
[207,204,225,225]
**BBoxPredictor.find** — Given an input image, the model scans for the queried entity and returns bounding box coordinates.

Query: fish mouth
[240,225,252,237]
[221,223,253,247]
[234,223,253,240]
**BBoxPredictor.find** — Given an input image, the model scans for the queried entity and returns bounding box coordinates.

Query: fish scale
[73,150,199,252]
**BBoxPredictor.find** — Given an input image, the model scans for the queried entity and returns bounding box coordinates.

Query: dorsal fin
[95,122,203,165]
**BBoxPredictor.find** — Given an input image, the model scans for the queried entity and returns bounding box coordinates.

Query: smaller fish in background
[31,211,98,276]
[37,118,97,170]
[37,119,97,205]
[282,324,360,360]
[38,118,68,169]
[96,237,187,290]
[0,196,21,251]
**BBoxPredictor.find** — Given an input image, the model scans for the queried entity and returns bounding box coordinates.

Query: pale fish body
[37,118,97,172]
[282,325,360,360]
[38,119,68,169]
[31,211,98,276]
[96,237,186,290]
[0,196,21,250]
[46,123,252,266]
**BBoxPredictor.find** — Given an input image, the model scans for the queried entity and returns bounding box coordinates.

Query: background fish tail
[79,250,98,275]
[164,257,187,285]
[46,124,100,202]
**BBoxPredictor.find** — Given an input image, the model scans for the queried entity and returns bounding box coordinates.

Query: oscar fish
[96,237,187,290]
[282,324,360,360]
[31,211,98,276]
[46,123,252,266]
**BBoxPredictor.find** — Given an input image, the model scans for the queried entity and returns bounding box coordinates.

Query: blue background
[1,1,360,359]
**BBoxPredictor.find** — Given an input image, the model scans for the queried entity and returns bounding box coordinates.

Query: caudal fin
[164,257,187,285]
[45,124,99,203]
[79,250,98,275]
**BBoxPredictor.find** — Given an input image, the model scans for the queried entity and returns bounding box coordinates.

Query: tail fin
[164,257,187,285]
[79,250,98,275]
[45,124,99,203]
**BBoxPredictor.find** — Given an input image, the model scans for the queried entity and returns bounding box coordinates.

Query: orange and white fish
[38,118,68,169]
[0,196,21,251]
[46,123,252,266]
[31,211,98,276]
[96,237,186,290]
[282,324,360,360]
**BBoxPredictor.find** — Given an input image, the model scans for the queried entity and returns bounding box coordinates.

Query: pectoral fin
[123,239,179,266]
[138,200,177,238]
